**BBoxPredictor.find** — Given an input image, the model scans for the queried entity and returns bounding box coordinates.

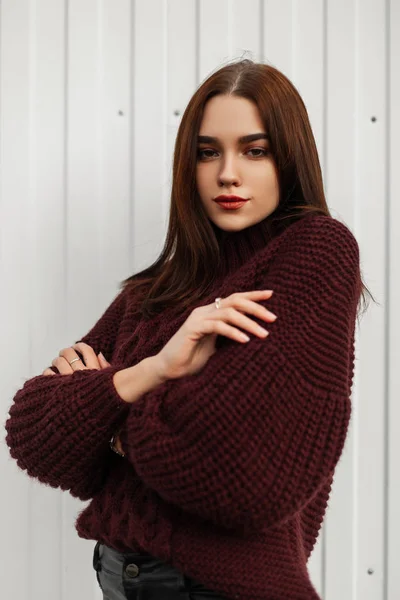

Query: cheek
[196,165,210,194]
[257,166,279,193]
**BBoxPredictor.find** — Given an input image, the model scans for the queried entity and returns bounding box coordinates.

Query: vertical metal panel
[166,0,196,204]
[28,1,67,597]
[388,0,400,596]
[292,0,325,172]
[263,0,293,78]
[64,1,132,597]
[0,2,37,599]
[198,0,231,82]
[354,0,387,598]
[67,0,104,326]
[131,0,167,272]
[323,1,358,599]
[98,0,132,291]
[63,0,104,597]
[231,0,262,62]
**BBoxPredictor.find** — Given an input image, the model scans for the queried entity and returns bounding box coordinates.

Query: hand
[41,343,126,454]
[156,290,277,380]
[42,342,111,376]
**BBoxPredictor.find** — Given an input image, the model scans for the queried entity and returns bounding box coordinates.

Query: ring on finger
[69,357,81,365]
[215,297,222,309]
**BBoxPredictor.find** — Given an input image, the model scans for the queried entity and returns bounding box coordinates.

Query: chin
[210,218,251,233]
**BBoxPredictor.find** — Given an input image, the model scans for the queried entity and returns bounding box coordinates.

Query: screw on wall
[118,110,124,116]
[367,568,374,575]
[174,110,181,116]
[371,116,377,122]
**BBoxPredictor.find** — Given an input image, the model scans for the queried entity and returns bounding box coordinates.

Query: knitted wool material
[5,214,361,600]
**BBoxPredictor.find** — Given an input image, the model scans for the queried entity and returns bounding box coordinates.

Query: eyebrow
[197,133,269,144]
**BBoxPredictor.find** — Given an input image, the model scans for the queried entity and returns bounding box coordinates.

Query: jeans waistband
[93,541,185,580]
[93,541,226,599]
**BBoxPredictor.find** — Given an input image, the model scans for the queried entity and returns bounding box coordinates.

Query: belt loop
[93,541,102,572]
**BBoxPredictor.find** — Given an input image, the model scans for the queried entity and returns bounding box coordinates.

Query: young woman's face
[196,94,280,232]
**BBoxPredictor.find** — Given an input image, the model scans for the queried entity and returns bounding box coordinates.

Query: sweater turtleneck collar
[210,215,274,279]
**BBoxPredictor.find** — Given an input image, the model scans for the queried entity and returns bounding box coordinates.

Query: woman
[5,59,372,599]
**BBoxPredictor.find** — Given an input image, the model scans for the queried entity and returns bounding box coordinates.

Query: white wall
[0,1,398,599]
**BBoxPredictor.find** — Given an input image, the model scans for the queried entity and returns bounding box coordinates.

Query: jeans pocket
[93,541,103,591]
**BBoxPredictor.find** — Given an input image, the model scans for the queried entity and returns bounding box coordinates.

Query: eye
[197,147,269,161]
[246,147,269,158]
[197,149,218,160]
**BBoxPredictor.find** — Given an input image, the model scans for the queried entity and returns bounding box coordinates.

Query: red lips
[213,195,249,203]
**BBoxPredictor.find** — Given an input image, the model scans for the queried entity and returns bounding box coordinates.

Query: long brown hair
[121,59,375,321]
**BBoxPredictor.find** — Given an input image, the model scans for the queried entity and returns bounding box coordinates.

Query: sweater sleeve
[118,217,361,534]
[4,286,132,501]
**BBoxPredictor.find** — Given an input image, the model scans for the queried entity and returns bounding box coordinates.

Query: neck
[211,216,273,278]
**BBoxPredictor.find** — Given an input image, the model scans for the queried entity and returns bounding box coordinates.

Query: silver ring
[215,297,222,309]
[69,358,81,365]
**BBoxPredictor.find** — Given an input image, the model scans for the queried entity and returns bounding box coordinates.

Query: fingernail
[99,352,106,361]
[258,327,269,336]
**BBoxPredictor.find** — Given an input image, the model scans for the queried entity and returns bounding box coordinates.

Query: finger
[230,290,274,301]
[232,297,277,322]
[211,293,277,325]
[52,356,77,375]
[201,318,253,344]
[98,353,111,367]
[42,368,57,376]
[210,307,270,339]
[201,290,274,314]
[68,342,102,370]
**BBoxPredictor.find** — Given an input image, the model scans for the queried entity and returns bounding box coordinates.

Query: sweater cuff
[67,366,131,426]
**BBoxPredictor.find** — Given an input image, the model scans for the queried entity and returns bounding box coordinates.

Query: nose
[218,155,241,187]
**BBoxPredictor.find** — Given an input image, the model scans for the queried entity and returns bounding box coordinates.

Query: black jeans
[92,541,226,599]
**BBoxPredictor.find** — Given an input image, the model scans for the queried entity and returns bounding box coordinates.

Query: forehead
[199,95,265,138]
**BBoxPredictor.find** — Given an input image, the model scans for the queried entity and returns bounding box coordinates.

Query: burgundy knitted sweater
[5,214,361,600]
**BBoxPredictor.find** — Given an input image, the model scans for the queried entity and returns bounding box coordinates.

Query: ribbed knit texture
[5,214,361,600]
